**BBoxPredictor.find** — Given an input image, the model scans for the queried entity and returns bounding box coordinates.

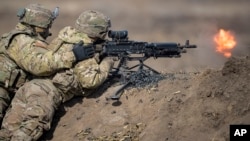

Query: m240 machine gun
[94,30,197,101]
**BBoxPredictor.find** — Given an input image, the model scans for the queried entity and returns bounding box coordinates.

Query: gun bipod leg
[139,63,160,74]
[110,82,131,101]
[128,59,160,74]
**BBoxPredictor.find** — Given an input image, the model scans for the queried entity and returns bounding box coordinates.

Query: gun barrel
[181,40,197,48]
[185,45,197,48]
[147,43,178,50]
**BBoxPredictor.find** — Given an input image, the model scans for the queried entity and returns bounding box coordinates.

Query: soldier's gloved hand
[72,41,95,62]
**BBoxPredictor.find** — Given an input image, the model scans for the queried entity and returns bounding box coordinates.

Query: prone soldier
[0,4,95,124]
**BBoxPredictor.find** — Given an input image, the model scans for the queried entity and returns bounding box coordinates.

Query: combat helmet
[17,4,59,29]
[75,10,111,39]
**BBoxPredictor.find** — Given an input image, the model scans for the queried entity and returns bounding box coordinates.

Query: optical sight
[108,30,128,40]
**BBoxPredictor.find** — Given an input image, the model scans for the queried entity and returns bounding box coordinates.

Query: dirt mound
[41,55,249,141]
[173,55,250,141]
[196,56,250,140]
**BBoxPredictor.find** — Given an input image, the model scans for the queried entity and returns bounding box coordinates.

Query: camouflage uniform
[51,26,113,102]
[0,10,113,141]
[0,4,80,124]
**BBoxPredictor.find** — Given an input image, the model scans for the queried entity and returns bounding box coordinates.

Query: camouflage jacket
[51,26,114,102]
[2,23,76,77]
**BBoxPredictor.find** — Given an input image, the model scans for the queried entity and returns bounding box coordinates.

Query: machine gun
[94,30,197,101]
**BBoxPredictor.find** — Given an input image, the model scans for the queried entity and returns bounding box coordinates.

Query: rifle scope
[108,30,128,40]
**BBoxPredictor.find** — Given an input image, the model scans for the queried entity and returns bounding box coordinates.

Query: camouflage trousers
[0,79,62,141]
[0,87,11,123]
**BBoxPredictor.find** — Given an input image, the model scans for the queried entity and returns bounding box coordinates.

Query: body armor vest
[0,29,32,89]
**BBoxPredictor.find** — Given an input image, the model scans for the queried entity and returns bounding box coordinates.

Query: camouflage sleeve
[6,34,76,76]
[73,56,114,89]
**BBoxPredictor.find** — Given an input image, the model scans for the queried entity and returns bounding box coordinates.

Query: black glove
[72,41,95,62]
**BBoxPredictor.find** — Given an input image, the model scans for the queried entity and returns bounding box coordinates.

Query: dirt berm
[41,55,250,141]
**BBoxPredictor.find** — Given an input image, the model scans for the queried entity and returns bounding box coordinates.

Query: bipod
[128,57,160,74]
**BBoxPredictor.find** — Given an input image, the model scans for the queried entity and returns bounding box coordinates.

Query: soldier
[0,4,94,125]
[0,10,114,141]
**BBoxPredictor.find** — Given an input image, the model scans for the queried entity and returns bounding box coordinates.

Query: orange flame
[213,29,236,58]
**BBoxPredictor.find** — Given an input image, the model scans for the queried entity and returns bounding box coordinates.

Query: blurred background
[1,0,249,72]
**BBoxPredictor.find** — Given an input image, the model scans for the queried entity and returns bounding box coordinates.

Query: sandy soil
[0,0,249,141]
